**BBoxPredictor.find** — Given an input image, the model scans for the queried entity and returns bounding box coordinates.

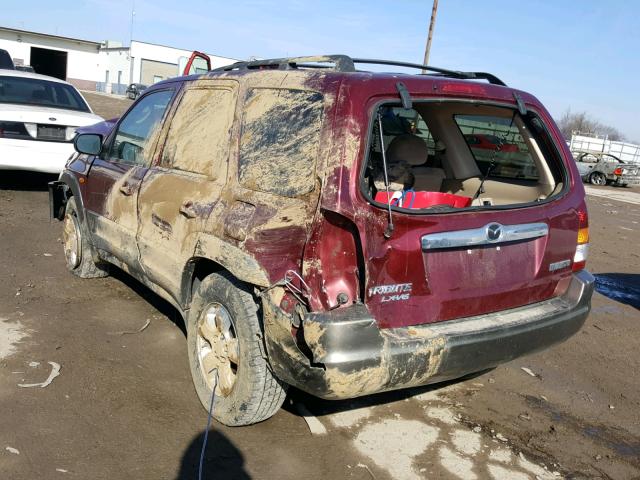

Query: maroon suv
[49,55,594,426]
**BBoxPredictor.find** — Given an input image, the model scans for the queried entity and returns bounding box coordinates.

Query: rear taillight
[614,167,623,176]
[573,206,589,272]
[65,126,77,141]
[0,121,32,140]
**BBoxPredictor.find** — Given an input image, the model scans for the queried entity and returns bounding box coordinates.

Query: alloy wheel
[196,303,239,397]
[62,213,81,269]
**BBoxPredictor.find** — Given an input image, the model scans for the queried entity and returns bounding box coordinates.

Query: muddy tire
[589,172,606,186]
[187,272,287,426]
[62,197,108,278]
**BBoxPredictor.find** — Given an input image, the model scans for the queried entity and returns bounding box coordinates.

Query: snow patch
[328,405,372,428]
[451,429,481,456]
[0,317,27,360]
[489,448,512,463]
[354,419,439,480]
[439,446,477,479]
[426,406,459,425]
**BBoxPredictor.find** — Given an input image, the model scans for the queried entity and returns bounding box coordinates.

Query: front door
[83,88,175,267]
[136,80,237,298]
[183,51,211,76]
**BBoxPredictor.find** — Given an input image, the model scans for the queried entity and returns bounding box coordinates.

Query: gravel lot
[0,94,638,479]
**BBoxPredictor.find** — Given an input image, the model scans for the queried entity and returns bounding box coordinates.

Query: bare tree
[557,109,625,141]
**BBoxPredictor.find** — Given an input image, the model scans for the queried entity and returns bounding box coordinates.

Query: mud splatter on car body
[50,55,594,405]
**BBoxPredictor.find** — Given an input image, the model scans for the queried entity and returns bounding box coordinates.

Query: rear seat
[386,134,446,192]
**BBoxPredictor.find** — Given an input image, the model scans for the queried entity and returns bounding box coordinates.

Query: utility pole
[422,0,439,71]
[129,0,136,46]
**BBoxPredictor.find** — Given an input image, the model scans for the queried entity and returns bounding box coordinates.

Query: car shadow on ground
[177,429,250,479]
[594,273,640,310]
[0,170,57,191]
[108,266,187,334]
[284,369,492,419]
[107,264,494,418]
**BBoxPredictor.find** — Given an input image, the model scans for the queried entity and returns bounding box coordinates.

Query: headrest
[386,134,428,166]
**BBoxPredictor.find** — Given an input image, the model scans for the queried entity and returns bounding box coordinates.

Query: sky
[5,0,640,141]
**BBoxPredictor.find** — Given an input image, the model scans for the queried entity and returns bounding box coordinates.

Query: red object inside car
[374,191,472,209]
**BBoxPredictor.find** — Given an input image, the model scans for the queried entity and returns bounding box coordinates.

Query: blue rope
[198,371,218,480]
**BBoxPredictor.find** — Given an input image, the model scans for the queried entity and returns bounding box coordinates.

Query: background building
[0,26,101,90]
[100,40,237,94]
[0,26,236,94]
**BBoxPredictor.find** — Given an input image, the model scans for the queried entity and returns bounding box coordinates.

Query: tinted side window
[580,154,598,163]
[108,89,173,165]
[162,87,236,178]
[238,88,323,197]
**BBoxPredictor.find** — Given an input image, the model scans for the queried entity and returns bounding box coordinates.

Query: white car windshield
[0,75,90,112]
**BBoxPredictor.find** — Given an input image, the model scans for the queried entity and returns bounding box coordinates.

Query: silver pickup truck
[575,152,640,187]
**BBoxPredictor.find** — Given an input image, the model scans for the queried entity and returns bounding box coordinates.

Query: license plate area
[37,124,66,141]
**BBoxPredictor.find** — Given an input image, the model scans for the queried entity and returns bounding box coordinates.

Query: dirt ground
[0,95,638,479]
[82,91,133,120]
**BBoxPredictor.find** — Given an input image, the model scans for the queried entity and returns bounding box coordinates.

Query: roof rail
[212,55,356,73]
[211,54,506,86]
[351,58,506,86]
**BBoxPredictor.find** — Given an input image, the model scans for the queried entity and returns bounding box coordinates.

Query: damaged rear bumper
[264,270,594,400]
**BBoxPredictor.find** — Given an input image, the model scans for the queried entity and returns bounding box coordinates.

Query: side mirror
[74,133,103,155]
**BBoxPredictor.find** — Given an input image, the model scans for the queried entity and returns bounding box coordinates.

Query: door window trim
[101,86,177,167]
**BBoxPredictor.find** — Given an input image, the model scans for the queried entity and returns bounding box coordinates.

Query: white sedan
[0,69,103,173]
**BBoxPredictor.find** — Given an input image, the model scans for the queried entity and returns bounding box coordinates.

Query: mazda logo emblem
[49,117,57,121]
[486,223,502,242]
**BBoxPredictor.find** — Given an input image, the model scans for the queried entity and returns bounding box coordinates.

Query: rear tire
[62,197,109,278]
[589,172,606,185]
[187,272,287,426]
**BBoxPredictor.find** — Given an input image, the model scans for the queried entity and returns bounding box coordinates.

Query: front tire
[187,272,287,426]
[589,172,606,185]
[62,197,108,278]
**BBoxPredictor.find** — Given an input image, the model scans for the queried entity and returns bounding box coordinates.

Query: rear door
[135,79,237,298]
[83,88,175,267]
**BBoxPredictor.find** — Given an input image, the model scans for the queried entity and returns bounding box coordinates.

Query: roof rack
[211,54,506,86]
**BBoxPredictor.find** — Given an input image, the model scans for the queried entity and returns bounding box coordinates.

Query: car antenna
[377,110,395,239]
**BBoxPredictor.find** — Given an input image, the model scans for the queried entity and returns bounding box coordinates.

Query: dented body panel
[264,270,593,399]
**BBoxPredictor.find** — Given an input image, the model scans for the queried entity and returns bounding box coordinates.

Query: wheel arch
[49,171,86,223]
[179,240,271,310]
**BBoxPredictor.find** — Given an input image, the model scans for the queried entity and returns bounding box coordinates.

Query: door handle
[179,201,198,219]
[119,182,135,196]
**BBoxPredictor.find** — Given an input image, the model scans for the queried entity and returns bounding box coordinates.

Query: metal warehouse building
[0,26,102,90]
[0,26,236,93]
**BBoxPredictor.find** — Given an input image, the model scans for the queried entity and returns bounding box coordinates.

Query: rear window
[380,106,436,154]
[455,114,539,180]
[0,75,90,112]
[362,101,564,212]
[238,88,323,197]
